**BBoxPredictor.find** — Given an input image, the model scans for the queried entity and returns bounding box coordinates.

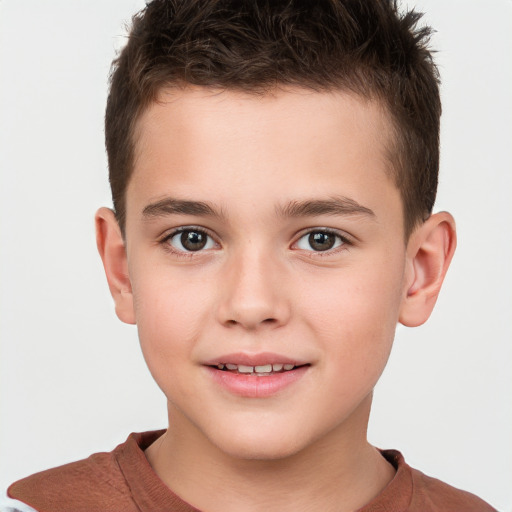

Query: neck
[145,395,395,512]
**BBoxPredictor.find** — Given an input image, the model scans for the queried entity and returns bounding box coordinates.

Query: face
[123,87,409,460]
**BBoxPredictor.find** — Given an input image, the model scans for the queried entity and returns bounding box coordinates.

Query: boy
[1,0,498,510]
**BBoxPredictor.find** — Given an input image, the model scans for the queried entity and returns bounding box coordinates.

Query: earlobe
[95,207,136,325]
[399,212,457,327]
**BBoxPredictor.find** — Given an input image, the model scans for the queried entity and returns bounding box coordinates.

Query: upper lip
[203,352,309,367]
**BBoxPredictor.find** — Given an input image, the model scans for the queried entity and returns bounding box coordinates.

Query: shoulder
[375,450,497,512]
[5,433,161,512]
[0,490,38,512]
[6,451,135,512]
[409,466,497,511]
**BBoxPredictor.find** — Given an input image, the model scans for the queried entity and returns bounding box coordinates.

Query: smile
[205,358,310,398]
[215,363,299,376]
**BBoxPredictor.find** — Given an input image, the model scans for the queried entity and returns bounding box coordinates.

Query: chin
[219,438,304,461]
[207,421,316,462]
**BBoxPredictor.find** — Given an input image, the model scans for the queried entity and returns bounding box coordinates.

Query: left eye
[295,231,345,252]
[168,229,216,252]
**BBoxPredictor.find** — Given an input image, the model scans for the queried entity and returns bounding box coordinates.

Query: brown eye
[308,232,335,251]
[168,229,215,252]
[295,230,345,252]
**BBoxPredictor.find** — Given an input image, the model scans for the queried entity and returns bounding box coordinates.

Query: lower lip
[205,366,309,398]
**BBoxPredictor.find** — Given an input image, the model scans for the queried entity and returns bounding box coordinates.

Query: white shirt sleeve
[0,491,38,512]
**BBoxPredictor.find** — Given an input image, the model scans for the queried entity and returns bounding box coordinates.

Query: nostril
[225,318,275,326]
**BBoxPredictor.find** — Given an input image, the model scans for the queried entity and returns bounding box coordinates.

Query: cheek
[132,283,207,404]
[129,268,211,375]
[131,259,209,330]
[301,254,405,368]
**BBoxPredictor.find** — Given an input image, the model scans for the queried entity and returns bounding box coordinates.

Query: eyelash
[159,227,352,257]
[293,228,352,256]
[160,226,218,258]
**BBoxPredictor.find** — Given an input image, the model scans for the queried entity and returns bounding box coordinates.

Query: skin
[96,87,456,512]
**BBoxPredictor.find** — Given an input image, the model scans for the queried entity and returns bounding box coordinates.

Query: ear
[95,207,136,325]
[399,212,457,327]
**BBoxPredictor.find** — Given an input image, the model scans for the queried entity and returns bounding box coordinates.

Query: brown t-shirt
[7,431,496,512]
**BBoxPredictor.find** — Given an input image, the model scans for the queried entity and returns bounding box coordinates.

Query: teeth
[216,362,297,373]
[255,364,272,373]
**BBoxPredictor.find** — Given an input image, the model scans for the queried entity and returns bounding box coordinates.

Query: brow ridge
[142,196,374,221]
[277,197,375,218]
[142,198,222,218]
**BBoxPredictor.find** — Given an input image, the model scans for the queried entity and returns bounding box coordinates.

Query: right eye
[166,228,216,252]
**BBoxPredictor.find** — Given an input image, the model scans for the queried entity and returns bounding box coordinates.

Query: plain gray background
[1,1,511,509]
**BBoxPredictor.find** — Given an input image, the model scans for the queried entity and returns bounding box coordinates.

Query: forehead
[128,86,399,223]
[134,86,393,160]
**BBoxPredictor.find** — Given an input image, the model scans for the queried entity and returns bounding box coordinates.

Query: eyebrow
[141,196,375,221]
[142,198,224,219]
[277,197,375,219]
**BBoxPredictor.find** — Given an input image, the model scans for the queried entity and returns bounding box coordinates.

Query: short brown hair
[105,0,441,237]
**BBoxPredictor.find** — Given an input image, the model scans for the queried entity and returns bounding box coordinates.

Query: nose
[216,246,291,330]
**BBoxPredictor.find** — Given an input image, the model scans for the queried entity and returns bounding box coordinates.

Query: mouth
[204,355,311,398]
[211,362,307,376]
